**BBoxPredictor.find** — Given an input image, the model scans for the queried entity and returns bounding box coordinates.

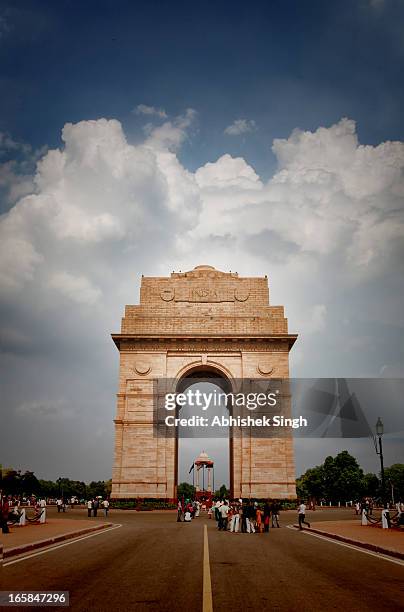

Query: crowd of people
[0,493,48,533]
[177,498,286,532]
[86,498,110,517]
[0,491,111,533]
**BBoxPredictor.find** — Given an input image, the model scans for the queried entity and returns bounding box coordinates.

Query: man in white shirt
[214,500,221,524]
[298,502,311,530]
[103,499,110,517]
[218,501,229,531]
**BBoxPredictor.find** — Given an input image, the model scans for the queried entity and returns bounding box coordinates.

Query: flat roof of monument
[111,333,298,350]
[140,264,268,279]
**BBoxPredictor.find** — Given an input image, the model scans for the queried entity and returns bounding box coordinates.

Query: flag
[188,463,194,474]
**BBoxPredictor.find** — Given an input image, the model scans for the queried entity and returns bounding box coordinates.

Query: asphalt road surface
[1,508,403,611]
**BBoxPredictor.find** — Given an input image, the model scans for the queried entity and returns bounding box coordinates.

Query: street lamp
[374,417,386,509]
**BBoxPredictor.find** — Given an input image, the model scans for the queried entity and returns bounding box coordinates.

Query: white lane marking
[203,524,213,612]
[4,524,122,566]
[286,525,404,567]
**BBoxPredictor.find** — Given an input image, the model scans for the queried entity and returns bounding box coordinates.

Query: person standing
[1,495,10,534]
[93,498,99,517]
[263,501,271,533]
[87,499,93,518]
[218,500,229,530]
[271,500,280,528]
[298,501,310,530]
[56,498,63,513]
[246,503,255,533]
[230,503,240,533]
[214,500,221,525]
[256,506,263,533]
[103,499,109,517]
[177,500,183,522]
[240,503,247,533]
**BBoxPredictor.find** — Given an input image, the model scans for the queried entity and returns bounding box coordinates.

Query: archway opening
[175,367,233,500]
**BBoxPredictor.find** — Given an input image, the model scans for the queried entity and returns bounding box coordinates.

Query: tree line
[296,451,404,504]
[0,467,111,500]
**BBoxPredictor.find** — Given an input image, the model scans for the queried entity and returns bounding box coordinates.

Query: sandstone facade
[111,265,297,500]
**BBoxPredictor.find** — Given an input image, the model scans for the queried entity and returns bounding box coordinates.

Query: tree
[297,451,365,503]
[0,468,111,501]
[87,481,109,499]
[38,479,59,498]
[296,465,325,501]
[362,473,379,498]
[384,464,404,502]
[20,471,40,497]
[214,484,230,500]
[177,482,196,500]
[2,469,21,496]
[323,451,364,503]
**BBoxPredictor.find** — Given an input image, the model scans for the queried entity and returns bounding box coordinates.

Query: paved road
[1,509,403,611]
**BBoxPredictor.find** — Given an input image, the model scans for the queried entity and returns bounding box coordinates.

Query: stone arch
[174,363,234,498]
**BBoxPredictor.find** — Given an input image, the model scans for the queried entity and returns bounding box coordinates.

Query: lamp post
[375,417,386,509]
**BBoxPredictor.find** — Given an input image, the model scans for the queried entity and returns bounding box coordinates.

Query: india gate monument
[111,265,297,501]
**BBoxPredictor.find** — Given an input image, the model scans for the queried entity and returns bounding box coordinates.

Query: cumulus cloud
[134,104,167,118]
[195,154,261,190]
[1,114,403,479]
[191,118,404,272]
[224,118,256,136]
[144,108,197,151]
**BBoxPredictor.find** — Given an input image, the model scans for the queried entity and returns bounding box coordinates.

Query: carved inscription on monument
[160,287,250,302]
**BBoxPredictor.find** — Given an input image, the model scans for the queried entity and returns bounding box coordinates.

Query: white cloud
[1,116,403,312]
[224,118,256,136]
[0,115,200,301]
[1,114,404,479]
[134,104,167,118]
[144,108,197,151]
[195,154,261,190]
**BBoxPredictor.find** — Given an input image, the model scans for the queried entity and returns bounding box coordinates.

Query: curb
[293,524,404,561]
[3,522,114,560]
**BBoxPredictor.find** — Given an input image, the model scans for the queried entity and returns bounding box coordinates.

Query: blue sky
[1,0,403,484]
